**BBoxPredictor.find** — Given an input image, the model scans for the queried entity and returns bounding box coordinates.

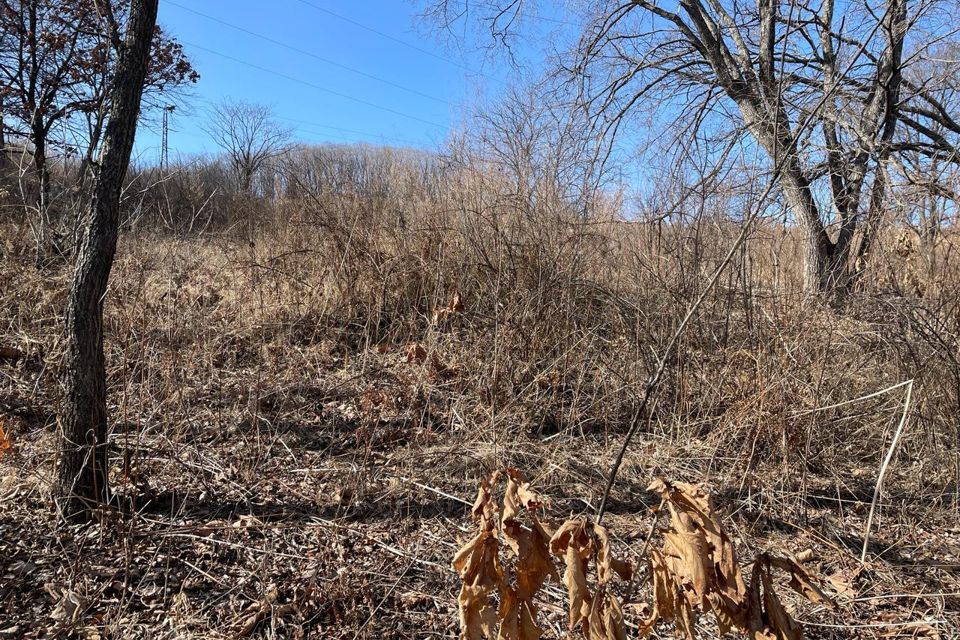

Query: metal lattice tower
[161,104,176,169]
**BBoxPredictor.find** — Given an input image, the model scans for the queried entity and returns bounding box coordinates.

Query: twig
[625,498,664,603]
[792,380,912,416]
[353,561,413,639]
[596,205,762,522]
[861,379,914,563]
[395,474,472,506]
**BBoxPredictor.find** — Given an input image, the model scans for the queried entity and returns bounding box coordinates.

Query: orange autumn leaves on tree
[453,475,834,640]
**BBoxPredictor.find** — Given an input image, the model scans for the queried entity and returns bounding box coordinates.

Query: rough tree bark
[55,0,159,522]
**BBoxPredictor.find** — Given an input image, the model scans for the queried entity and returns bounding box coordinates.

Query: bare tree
[0,0,196,261]
[202,100,292,194]
[55,0,159,522]
[427,0,960,296]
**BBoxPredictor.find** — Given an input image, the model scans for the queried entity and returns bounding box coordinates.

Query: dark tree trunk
[55,0,159,522]
[0,97,6,163]
[33,128,49,211]
[31,126,52,264]
[77,108,107,187]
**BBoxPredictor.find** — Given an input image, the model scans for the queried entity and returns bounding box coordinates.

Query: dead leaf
[587,588,627,640]
[0,421,10,460]
[499,469,554,639]
[51,589,86,625]
[763,554,832,606]
[471,471,501,523]
[497,588,542,640]
[432,291,465,323]
[594,523,632,584]
[640,478,833,640]
[825,571,856,599]
[501,468,543,526]
[794,549,815,563]
[0,346,22,362]
[453,528,503,640]
[749,555,803,640]
[455,471,504,639]
[404,342,427,364]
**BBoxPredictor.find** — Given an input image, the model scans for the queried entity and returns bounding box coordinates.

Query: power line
[167,1,450,106]
[274,115,431,147]
[181,41,448,129]
[188,96,435,148]
[290,0,486,77]
[295,127,425,148]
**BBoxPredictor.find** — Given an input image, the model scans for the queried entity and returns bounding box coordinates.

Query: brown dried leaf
[746,554,836,640]
[501,469,543,526]
[471,471,501,524]
[646,477,754,638]
[749,556,802,640]
[661,510,711,604]
[404,342,427,364]
[643,478,833,640]
[639,549,697,639]
[594,524,632,584]
[550,519,594,632]
[430,352,456,380]
[432,291,465,324]
[457,470,557,640]
[0,346,23,362]
[649,478,746,602]
[497,588,542,640]
[455,472,504,639]
[764,554,832,606]
[825,571,856,599]
[453,528,503,640]
[0,420,11,460]
[506,519,555,601]
[497,469,555,639]
[587,588,627,640]
[450,291,465,312]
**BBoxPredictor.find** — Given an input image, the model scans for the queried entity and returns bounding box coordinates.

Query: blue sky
[134,0,565,163]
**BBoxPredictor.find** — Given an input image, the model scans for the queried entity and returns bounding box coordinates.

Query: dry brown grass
[1,187,959,638]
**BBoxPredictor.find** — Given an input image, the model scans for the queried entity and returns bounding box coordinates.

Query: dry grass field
[2,192,960,638]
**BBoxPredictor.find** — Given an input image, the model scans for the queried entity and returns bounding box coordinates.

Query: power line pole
[161,104,176,169]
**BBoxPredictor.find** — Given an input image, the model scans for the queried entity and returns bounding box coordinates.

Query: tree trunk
[0,96,6,167]
[77,108,107,187]
[55,0,159,522]
[31,126,52,264]
[736,97,845,296]
[33,130,49,212]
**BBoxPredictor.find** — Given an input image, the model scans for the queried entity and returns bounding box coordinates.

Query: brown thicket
[1,137,959,633]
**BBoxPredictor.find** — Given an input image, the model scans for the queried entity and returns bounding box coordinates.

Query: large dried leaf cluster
[641,478,833,640]
[454,475,834,640]
[452,469,632,640]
